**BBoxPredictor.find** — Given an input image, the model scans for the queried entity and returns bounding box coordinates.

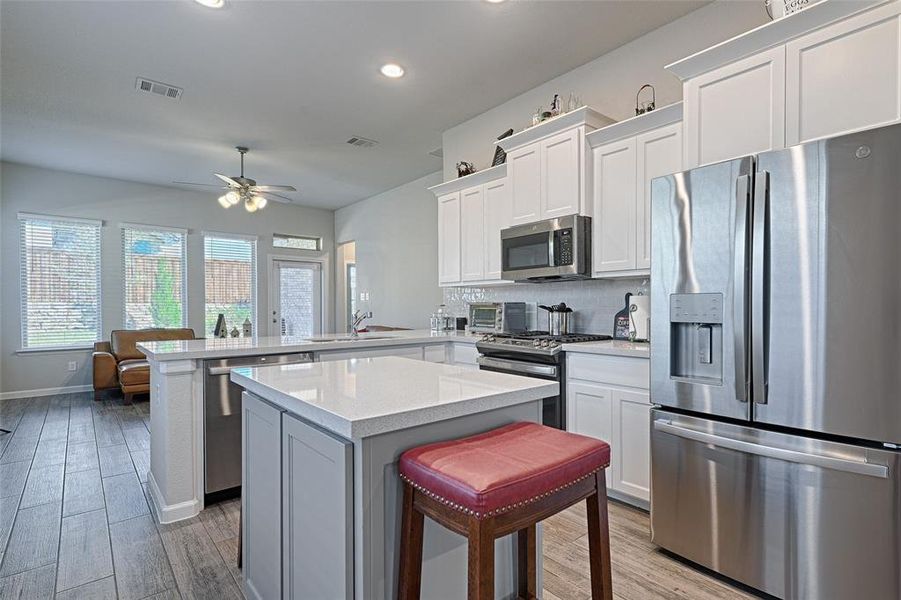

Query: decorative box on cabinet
[587,103,682,277]
[429,164,510,287]
[496,106,615,225]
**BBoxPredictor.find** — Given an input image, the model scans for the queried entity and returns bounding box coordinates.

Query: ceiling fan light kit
[177,146,297,213]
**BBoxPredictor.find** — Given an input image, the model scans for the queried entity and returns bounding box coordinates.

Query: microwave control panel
[554,229,573,266]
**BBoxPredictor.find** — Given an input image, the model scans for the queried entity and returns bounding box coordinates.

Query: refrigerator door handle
[751,171,769,404]
[733,174,751,402]
[653,420,889,478]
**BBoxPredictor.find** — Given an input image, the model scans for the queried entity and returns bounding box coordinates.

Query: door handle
[653,420,889,478]
[751,171,769,405]
[733,174,751,402]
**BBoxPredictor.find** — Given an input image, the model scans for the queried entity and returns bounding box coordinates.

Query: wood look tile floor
[0,393,760,599]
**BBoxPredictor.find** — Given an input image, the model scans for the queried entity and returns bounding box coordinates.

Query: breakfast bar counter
[231,356,557,600]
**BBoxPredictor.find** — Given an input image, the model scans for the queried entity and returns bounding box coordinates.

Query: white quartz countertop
[138,329,481,361]
[230,356,558,439]
[561,339,650,358]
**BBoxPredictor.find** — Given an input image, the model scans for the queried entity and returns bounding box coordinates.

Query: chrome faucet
[351,310,372,337]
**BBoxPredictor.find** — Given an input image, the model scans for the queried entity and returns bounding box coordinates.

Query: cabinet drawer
[567,353,649,389]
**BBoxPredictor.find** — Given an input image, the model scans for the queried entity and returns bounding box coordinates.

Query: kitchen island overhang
[231,356,558,600]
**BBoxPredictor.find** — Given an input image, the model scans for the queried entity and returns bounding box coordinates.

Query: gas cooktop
[476,331,612,356]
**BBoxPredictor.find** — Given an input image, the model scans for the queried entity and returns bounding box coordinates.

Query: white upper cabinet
[785,1,901,145]
[587,103,683,277]
[635,122,683,270]
[497,107,614,226]
[592,138,637,273]
[429,165,510,286]
[437,192,461,284]
[670,0,899,168]
[482,178,510,280]
[541,128,582,218]
[683,47,786,169]
[508,145,542,225]
[460,186,485,282]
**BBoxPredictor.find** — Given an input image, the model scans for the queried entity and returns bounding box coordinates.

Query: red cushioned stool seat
[397,421,614,600]
[399,421,610,518]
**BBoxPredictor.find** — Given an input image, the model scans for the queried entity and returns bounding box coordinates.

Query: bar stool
[397,421,613,600]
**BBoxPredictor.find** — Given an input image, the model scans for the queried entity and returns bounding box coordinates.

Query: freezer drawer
[650,410,900,600]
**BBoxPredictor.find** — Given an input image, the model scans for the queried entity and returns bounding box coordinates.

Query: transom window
[19,213,102,349]
[273,233,321,251]
[121,224,187,329]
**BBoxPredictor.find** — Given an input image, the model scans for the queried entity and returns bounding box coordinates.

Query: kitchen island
[137,330,482,524]
[231,356,558,600]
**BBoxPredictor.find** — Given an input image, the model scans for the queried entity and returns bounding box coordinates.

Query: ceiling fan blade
[214,173,242,187]
[260,192,294,204]
[251,184,297,192]
[172,181,229,189]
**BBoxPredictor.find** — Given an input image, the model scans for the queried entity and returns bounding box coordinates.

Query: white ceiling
[1,0,706,210]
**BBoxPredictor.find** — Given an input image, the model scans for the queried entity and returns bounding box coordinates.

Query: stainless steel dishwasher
[203,352,313,501]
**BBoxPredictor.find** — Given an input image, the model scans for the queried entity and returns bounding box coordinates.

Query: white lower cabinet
[566,353,650,506]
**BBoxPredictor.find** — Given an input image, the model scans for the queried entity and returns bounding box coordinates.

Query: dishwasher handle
[207,354,313,376]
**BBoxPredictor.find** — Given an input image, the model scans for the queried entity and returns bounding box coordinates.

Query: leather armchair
[92,328,195,403]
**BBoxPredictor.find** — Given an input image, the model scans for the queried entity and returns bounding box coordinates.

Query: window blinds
[121,225,187,329]
[204,234,257,336]
[19,214,102,349]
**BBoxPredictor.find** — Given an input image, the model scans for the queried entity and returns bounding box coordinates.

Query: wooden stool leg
[398,484,424,600]
[467,518,495,600]
[586,471,613,600]
[517,524,537,600]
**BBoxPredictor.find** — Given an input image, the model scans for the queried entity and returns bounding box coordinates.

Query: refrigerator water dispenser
[669,293,724,384]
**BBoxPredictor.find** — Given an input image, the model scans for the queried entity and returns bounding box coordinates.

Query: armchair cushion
[117,359,150,387]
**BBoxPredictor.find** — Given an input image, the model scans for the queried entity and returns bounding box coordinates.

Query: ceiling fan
[174,146,297,212]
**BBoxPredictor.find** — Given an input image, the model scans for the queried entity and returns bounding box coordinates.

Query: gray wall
[442,0,768,179]
[334,172,444,329]
[0,161,336,395]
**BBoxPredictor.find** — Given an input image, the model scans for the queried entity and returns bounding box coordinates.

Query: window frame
[120,222,188,330]
[17,212,103,352]
[202,231,258,337]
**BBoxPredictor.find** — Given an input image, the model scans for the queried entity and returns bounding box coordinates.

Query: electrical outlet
[67,361,77,372]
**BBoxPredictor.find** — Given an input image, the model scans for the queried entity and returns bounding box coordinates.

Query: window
[346,263,357,331]
[19,213,102,349]
[121,225,187,329]
[273,233,321,251]
[204,234,257,336]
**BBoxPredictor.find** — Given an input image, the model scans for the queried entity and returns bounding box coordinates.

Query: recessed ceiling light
[380,63,405,79]
[194,0,225,8]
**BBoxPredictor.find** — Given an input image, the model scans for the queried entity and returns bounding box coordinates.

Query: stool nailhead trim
[399,462,610,520]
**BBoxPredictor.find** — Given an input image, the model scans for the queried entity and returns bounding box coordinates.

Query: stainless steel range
[476,331,611,429]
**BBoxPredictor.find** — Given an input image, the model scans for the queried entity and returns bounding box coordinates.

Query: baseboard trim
[148,471,202,524]
[0,384,93,401]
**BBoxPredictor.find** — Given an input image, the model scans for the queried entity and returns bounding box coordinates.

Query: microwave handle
[548,230,555,267]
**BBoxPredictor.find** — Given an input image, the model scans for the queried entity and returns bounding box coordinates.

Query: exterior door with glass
[270,259,322,338]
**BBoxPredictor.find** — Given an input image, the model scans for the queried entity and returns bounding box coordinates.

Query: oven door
[477,355,564,429]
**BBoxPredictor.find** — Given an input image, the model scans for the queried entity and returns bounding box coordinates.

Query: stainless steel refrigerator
[649,124,901,600]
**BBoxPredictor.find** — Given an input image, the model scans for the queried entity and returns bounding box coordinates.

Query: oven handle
[477,355,557,377]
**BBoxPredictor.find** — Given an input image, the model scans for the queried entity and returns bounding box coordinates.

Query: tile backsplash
[442,277,649,335]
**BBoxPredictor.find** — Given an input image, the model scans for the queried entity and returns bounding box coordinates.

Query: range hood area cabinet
[669,0,901,170]
[496,106,615,225]
[429,164,511,286]
[587,103,683,277]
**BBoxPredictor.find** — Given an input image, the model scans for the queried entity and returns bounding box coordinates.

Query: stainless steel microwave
[500,215,591,282]
[468,302,527,334]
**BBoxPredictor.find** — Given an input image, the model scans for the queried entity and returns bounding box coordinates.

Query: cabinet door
[282,413,353,600]
[592,138,637,274]
[612,389,651,501]
[508,144,542,225]
[566,381,614,486]
[541,128,582,218]
[242,392,283,600]
[786,2,901,146]
[460,186,485,282]
[437,192,461,284]
[635,123,682,270]
[483,179,511,281]
[683,46,785,168]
